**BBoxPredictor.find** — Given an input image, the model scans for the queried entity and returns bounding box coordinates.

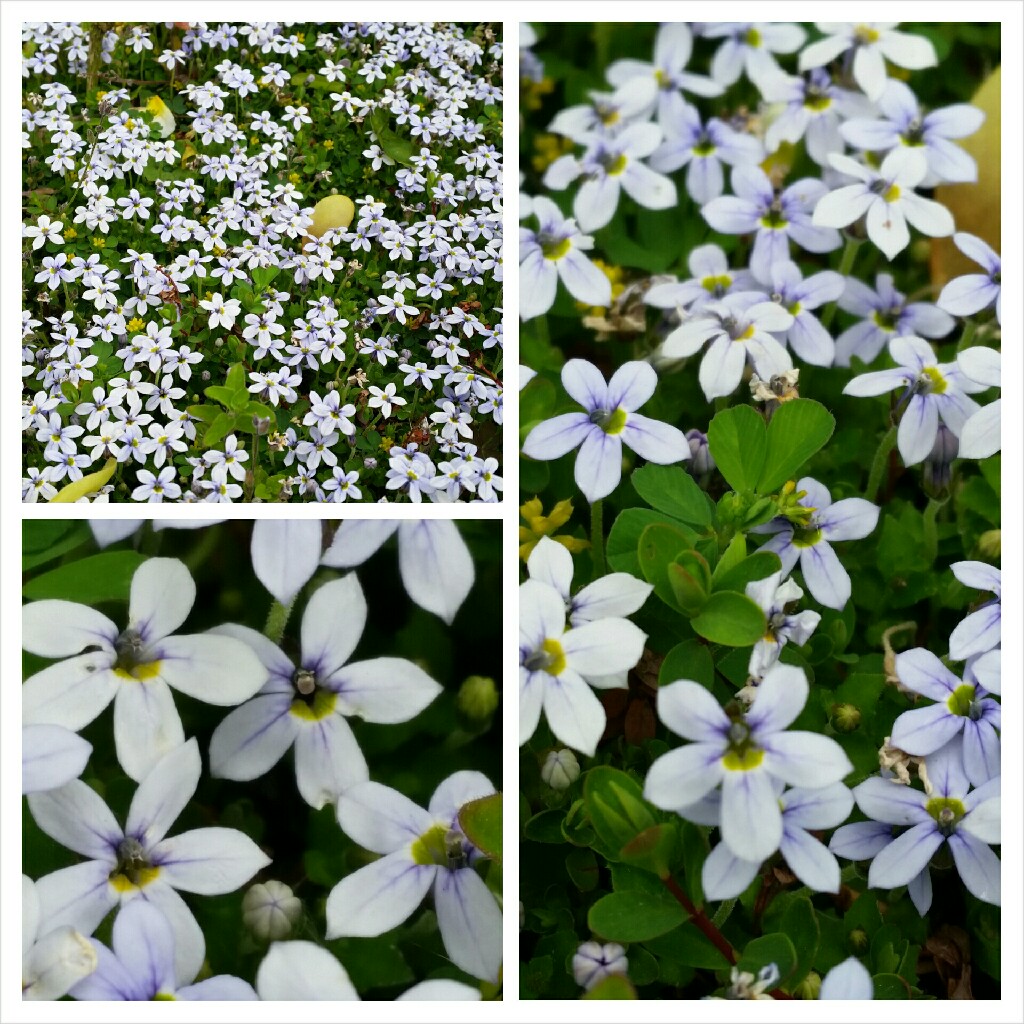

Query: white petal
[620,413,690,464]
[300,574,366,678]
[22,926,98,1001]
[747,663,809,734]
[869,821,944,889]
[434,868,503,982]
[23,601,117,658]
[35,861,118,936]
[398,979,480,1000]
[542,670,607,756]
[812,185,874,229]
[128,558,196,644]
[429,770,496,823]
[558,247,612,307]
[151,827,271,895]
[126,737,201,846]
[574,428,623,502]
[562,617,646,678]
[112,677,186,783]
[110,898,176,996]
[527,536,574,601]
[251,521,322,606]
[761,731,852,788]
[154,633,268,705]
[325,852,434,937]
[22,724,92,794]
[24,875,40,953]
[337,781,433,854]
[398,521,475,625]
[702,842,760,900]
[90,520,144,548]
[256,941,359,1000]
[208,694,298,781]
[22,656,119,731]
[820,957,873,1000]
[780,826,841,892]
[321,521,398,568]
[139,882,205,987]
[721,768,782,862]
[519,579,566,648]
[866,198,909,259]
[782,783,854,830]
[28,780,121,861]
[957,401,1000,460]
[657,679,729,742]
[293,713,369,808]
[962,796,1000,845]
[571,573,653,625]
[644,743,724,811]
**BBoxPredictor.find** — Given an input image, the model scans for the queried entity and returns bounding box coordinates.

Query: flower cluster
[518,21,1001,1002]
[22,21,502,503]
[23,520,502,1000]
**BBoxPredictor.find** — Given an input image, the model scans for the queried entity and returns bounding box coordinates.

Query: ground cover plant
[22,519,502,1000]
[519,21,1001,1000]
[21,21,503,503]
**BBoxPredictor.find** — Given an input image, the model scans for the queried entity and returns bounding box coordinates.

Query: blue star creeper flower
[325,772,502,983]
[644,663,852,863]
[22,557,267,782]
[521,359,689,503]
[843,336,984,465]
[209,574,441,808]
[851,737,1000,908]
[754,477,879,610]
[948,560,1001,660]
[890,647,1000,787]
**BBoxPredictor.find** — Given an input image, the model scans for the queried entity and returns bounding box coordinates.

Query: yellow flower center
[289,687,338,721]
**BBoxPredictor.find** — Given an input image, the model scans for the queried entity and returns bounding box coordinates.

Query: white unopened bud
[572,940,628,991]
[541,748,580,790]
[242,880,301,941]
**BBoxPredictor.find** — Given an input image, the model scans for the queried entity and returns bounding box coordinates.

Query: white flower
[326,773,502,982]
[22,557,267,781]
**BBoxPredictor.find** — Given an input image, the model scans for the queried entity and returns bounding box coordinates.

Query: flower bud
[922,423,958,498]
[977,529,1000,559]
[793,971,822,999]
[541,748,580,790]
[242,880,301,941]
[831,703,861,733]
[685,428,715,481]
[252,414,271,436]
[848,927,869,953]
[363,456,377,469]
[456,675,498,728]
[572,940,628,991]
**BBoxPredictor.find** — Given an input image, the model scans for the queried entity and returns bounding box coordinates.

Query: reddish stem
[661,876,792,999]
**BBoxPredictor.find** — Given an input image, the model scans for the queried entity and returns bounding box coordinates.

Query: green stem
[590,499,605,581]
[922,497,946,563]
[866,425,898,503]
[263,598,294,645]
[821,235,863,331]
[956,319,977,354]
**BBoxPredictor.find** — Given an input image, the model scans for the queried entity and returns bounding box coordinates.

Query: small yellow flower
[64,227,78,240]
[323,139,334,150]
[531,133,574,174]
[379,436,395,453]
[519,497,589,560]
[288,172,301,185]
[92,236,106,248]
[126,317,146,332]
[521,76,555,112]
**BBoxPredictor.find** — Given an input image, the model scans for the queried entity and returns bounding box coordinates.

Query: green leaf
[658,639,714,689]
[251,266,280,291]
[587,891,686,943]
[871,973,911,998]
[22,522,91,571]
[667,561,708,617]
[583,767,657,855]
[458,792,501,863]
[606,508,696,574]
[691,591,767,646]
[23,551,147,605]
[224,362,246,393]
[186,403,223,425]
[644,922,730,969]
[565,848,600,892]
[328,935,414,991]
[582,974,637,999]
[757,399,836,494]
[737,932,798,984]
[203,412,236,448]
[203,385,237,408]
[638,523,694,610]
[712,532,746,583]
[711,550,782,594]
[618,824,678,879]
[707,405,767,492]
[631,464,712,526]
[524,809,567,844]
[778,896,819,987]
